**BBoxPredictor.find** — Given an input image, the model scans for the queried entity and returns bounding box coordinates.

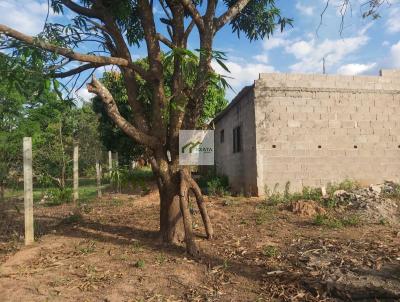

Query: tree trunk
[158,180,182,244]
[0,180,4,201]
[154,164,213,255]
[60,165,66,189]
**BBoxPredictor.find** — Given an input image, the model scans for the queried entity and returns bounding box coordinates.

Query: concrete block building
[213,70,400,196]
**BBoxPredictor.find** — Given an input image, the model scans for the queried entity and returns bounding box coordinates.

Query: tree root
[179,169,213,256]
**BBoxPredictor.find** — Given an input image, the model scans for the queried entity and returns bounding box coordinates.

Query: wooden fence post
[96,161,102,198]
[23,137,34,245]
[73,143,79,203]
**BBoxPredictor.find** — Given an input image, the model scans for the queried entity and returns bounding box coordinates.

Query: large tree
[0,0,294,254]
[93,58,227,165]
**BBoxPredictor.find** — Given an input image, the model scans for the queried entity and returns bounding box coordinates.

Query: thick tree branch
[156,33,175,49]
[179,0,205,32]
[0,24,150,79]
[52,63,104,78]
[183,20,195,46]
[60,0,102,19]
[87,76,159,148]
[138,0,167,141]
[214,0,251,31]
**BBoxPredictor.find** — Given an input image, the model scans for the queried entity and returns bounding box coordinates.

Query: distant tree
[0,53,104,194]
[29,99,104,188]
[74,104,106,173]
[0,53,50,199]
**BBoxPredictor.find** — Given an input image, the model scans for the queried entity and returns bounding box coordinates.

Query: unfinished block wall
[255,70,400,193]
[214,88,259,195]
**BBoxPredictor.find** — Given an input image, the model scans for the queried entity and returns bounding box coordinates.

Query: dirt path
[0,191,399,301]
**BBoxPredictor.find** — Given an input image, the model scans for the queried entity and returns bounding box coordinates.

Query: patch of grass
[341,214,361,226]
[326,179,360,196]
[263,179,363,208]
[111,199,124,206]
[262,245,280,258]
[156,253,166,265]
[78,186,99,203]
[135,259,145,269]
[222,259,229,269]
[382,182,400,199]
[314,214,342,228]
[78,241,96,254]
[255,205,276,225]
[239,218,249,225]
[264,182,323,206]
[131,241,143,253]
[379,217,390,225]
[314,214,361,228]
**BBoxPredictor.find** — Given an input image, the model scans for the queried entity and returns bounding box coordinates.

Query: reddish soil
[0,190,399,301]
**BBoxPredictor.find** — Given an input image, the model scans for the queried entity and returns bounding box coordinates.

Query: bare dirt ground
[0,188,399,302]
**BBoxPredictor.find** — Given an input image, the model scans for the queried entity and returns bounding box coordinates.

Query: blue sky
[0,0,399,100]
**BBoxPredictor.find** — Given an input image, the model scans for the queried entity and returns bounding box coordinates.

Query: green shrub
[314,214,342,228]
[326,179,360,196]
[255,205,276,225]
[199,171,230,196]
[110,166,153,193]
[382,182,400,199]
[46,188,72,205]
[135,259,145,269]
[264,182,322,205]
[62,212,82,224]
[314,214,361,228]
[341,214,361,226]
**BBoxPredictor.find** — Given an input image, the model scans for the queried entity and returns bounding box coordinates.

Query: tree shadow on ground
[54,217,400,301]
[2,199,399,301]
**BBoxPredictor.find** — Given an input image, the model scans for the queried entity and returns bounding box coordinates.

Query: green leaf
[215,58,230,73]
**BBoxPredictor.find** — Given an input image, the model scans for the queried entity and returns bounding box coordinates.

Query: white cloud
[287,35,369,73]
[295,2,315,16]
[386,7,400,34]
[285,40,312,59]
[262,33,290,50]
[212,60,274,97]
[390,41,400,67]
[253,54,269,63]
[0,0,58,35]
[337,63,376,75]
[75,88,95,103]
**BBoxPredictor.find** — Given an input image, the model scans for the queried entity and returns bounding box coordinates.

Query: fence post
[115,152,119,168]
[73,143,79,203]
[96,161,102,198]
[108,151,112,176]
[23,137,34,245]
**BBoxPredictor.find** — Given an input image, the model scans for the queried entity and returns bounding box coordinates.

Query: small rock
[369,184,382,194]
[321,186,327,197]
[333,190,347,197]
